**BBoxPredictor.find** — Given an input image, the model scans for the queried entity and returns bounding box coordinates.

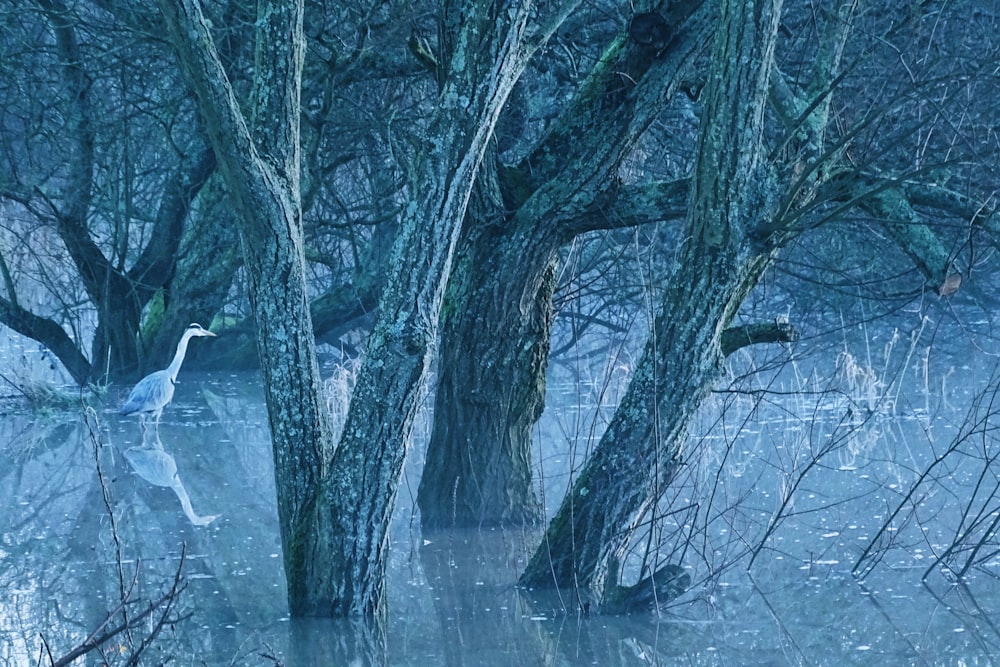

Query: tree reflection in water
[4,371,1000,665]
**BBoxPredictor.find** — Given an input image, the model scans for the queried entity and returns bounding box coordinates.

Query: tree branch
[127,143,216,296]
[572,178,689,233]
[857,182,955,291]
[904,182,1000,250]
[0,296,92,385]
[45,550,190,667]
[720,320,800,357]
[36,0,122,306]
[502,0,710,234]
[155,0,272,218]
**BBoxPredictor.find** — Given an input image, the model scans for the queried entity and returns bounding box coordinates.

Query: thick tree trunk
[158,0,565,614]
[317,2,545,617]
[418,199,558,527]
[157,0,336,617]
[520,0,784,607]
[519,242,772,596]
[417,1,707,529]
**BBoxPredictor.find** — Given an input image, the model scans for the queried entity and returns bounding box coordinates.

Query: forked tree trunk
[162,0,571,618]
[157,0,335,616]
[418,0,707,529]
[520,0,785,606]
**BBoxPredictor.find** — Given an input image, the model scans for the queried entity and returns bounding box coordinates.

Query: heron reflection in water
[120,323,216,432]
[125,433,220,527]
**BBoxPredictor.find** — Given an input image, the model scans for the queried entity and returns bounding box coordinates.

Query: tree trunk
[164,0,566,618]
[417,175,557,527]
[520,0,784,607]
[316,1,551,617]
[417,0,707,529]
[157,0,336,616]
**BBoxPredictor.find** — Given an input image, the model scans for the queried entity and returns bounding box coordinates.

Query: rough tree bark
[417,154,555,528]
[319,0,573,617]
[516,0,974,608]
[418,0,708,529]
[520,0,786,607]
[161,0,575,618]
[156,0,336,616]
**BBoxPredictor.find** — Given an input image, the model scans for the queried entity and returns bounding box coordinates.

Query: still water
[3,366,1000,665]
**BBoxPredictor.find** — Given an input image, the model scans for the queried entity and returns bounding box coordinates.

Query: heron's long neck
[166,330,195,381]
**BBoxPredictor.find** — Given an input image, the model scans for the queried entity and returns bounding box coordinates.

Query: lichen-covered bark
[316,1,553,618]
[418,1,708,530]
[861,183,954,289]
[520,0,784,604]
[157,0,334,616]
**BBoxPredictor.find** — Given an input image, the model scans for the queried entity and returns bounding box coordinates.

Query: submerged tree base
[599,563,691,615]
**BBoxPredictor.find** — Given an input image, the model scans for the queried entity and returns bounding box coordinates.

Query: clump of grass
[836,350,881,413]
[0,371,103,413]
[324,358,360,440]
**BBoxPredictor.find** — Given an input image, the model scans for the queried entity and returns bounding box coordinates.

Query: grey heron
[120,323,216,431]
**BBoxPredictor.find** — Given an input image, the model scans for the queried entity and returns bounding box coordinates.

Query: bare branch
[720,320,800,356]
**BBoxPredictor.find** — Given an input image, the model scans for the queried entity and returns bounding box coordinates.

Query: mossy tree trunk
[157,0,336,616]
[145,176,242,368]
[418,0,707,529]
[520,0,786,606]
[513,0,960,610]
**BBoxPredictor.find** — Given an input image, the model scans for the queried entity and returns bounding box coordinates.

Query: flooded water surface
[3,362,1000,665]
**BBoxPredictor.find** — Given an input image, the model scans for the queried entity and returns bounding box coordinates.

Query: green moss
[140,289,166,341]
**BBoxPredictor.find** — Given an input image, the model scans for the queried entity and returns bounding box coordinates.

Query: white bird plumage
[120,323,216,430]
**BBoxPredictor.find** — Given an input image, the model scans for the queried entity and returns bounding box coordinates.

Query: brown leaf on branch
[938,273,962,297]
